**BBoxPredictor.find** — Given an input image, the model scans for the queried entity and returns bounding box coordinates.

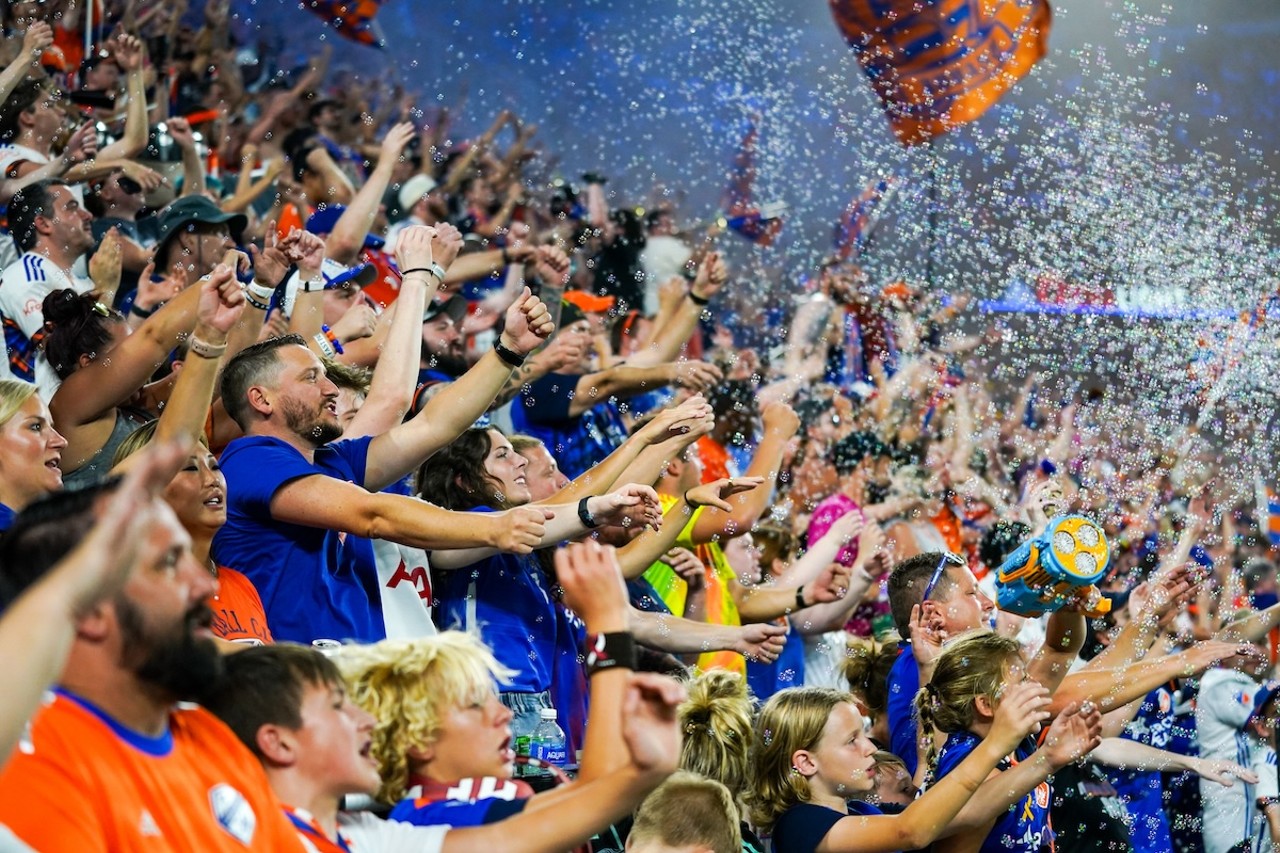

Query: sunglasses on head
[921,552,967,602]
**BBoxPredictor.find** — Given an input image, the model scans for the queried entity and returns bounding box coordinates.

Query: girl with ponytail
[915,631,1104,853]
[677,670,763,851]
[744,680,1052,853]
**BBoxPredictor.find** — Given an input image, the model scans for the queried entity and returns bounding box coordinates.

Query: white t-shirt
[1197,667,1263,853]
[1249,734,1278,853]
[372,537,439,640]
[0,252,92,393]
[294,810,449,853]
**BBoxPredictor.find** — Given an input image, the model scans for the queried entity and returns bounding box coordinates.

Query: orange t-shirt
[0,689,304,851]
[696,436,732,484]
[211,566,273,646]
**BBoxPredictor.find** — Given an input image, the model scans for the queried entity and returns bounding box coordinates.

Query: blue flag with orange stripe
[1257,476,1280,548]
[834,176,897,260]
[722,120,784,246]
[303,0,386,48]
[830,0,1052,145]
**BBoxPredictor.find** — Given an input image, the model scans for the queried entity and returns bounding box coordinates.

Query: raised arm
[165,117,207,199]
[819,683,1058,853]
[1049,640,1250,716]
[430,485,662,570]
[50,278,204,454]
[326,123,414,265]
[688,401,799,544]
[625,251,728,368]
[112,266,243,476]
[567,360,722,417]
[95,34,150,161]
[934,702,1102,845]
[345,226,455,438]
[363,288,552,490]
[613,477,762,579]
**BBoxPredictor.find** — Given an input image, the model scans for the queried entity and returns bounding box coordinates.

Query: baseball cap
[306,205,385,250]
[398,174,438,211]
[562,290,616,314]
[423,294,467,324]
[1249,680,1280,728]
[152,196,247,253]
[325,262,377,290]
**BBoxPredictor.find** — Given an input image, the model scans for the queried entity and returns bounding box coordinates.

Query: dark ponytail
[41,289,123,379]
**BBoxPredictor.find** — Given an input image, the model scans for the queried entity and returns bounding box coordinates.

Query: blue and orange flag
[1257,477,1280,548]
[834,176,897,260]
[721,121,784,246]
[303,0,387,48]
[830,0,1051,145]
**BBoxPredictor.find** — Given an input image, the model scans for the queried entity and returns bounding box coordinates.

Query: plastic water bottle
[510,712,536,778]
[528,708,567,776]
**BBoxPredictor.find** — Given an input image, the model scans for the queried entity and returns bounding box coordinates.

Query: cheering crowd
[0,2,1277,852]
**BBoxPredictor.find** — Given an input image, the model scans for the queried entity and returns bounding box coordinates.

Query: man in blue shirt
[212,230,558,644]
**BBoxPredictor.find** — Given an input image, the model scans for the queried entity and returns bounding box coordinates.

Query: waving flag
[302,0,387,48]
[721,121,784,246]
[834,176,897,260]
[1255,476,1280,548]
[830,0,1052,145]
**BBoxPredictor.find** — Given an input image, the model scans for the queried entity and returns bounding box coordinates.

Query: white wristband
[246,281,275,303]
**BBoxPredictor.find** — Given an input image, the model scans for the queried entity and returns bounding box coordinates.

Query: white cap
[539,708,558,720]
[398,173,438,211]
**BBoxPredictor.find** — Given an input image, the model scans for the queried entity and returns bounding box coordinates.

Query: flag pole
[926,138,938,289]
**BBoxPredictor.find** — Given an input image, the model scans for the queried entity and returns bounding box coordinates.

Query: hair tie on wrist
[577,496,599,529]
[187,335,228,359]
[493,340,525,367]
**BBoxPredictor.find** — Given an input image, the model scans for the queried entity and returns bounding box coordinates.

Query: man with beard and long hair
[212,222,559,646]
[0,469,305,850]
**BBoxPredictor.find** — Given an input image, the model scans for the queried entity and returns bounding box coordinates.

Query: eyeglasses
[921,552,967,602]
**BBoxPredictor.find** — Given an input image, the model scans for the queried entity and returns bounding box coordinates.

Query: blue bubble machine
[996,515,1113,617]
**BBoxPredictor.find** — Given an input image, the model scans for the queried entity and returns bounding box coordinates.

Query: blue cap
[1249,680,1280,728]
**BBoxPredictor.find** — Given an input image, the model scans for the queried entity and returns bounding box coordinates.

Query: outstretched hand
[684,477,763,513]
[1040,701,1103,770]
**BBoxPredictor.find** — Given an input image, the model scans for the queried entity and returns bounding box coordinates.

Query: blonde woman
[745,679,1058,853]
[0,379,66,530]
[678,670,760,850]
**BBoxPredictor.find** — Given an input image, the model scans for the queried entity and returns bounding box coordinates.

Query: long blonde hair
[0,379,36,429]
[678,670,755,802]
[335,632,513,804]
[744,687,855,832]
[915,631,1022,782]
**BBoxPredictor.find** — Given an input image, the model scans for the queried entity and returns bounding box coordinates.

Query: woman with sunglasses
[42,262,246,489]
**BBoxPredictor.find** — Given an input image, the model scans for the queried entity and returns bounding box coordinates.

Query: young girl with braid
[916,632,1104,853]
[744,680,1053,853]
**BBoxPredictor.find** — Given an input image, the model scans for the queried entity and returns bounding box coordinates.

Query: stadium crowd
[0,2,1277,852]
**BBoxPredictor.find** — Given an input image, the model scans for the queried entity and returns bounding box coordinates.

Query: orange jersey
[0,689,304,852]
[211,566,274,645]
